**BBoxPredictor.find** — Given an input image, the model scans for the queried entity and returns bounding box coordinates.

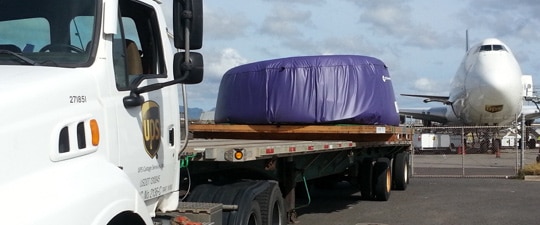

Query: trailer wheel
[373,158,391,201]
[392,152,409,190]
[256,182,287,225]
[358,158,373,200]
[247,200,263,225]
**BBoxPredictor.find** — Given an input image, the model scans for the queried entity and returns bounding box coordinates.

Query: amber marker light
[90,119,100,146]
[234,150,243,160]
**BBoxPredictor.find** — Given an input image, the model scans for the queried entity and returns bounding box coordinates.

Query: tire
[392,152,409,190]
[528,139,536,149]
[493,139,501,152]
[358,158,373,200]
[256,182,287,225]
[187,181,267,225]
[247,200,263,225]
[373,158,391,201]
[480,140,489,153]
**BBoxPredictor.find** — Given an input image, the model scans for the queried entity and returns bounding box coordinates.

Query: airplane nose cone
[464,53,523,123]
[469,54,522,97]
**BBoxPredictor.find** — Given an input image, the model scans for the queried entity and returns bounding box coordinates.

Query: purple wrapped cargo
[214,55,400,125]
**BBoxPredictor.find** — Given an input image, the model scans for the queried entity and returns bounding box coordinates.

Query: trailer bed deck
[185,124,412,162]
[188,124,412,142]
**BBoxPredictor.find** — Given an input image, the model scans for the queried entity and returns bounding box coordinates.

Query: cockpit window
[492,45,505,51]
[479,44,507,52]
[0,0,97,67]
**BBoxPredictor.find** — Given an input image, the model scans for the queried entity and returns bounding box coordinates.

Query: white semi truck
[0,0,412,224]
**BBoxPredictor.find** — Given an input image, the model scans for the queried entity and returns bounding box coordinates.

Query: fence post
[521,116,525,171]
[461,127,465,177]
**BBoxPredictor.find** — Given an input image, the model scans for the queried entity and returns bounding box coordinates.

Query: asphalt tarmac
[294,152,540,225]
[410,149,539,177]
[295,178,540,225]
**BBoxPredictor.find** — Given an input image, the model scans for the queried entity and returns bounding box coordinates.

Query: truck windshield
[0,0,97,67]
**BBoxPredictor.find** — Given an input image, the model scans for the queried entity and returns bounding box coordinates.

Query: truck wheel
[373,158,391,201]
[392,152,409,190]
[256,182,287,225]
[187,181,268,225]
[358,158,373,200]
[247,200,263,225]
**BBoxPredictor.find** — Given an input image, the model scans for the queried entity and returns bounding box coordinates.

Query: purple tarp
[214,55,400,125]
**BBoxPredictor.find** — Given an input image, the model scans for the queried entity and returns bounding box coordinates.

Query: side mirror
[173,0,203,50]
[174,52,203,84]
[103,0,118,34]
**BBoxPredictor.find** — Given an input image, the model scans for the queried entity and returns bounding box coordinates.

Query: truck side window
[113,0,166,91]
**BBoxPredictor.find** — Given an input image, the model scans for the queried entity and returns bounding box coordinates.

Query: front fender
[0,156,152,225]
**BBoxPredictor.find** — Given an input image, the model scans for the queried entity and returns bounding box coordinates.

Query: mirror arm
[123,66,193,108]
[182,0,192,54]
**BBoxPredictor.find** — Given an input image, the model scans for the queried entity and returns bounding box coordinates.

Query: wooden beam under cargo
[189,124,412,142]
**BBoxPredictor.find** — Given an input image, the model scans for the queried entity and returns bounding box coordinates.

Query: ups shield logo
[485,105,503,113]
[142,101,161,158]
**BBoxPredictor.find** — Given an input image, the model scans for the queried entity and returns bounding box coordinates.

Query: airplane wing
[401,94,451,104]
[399,107,448,124]
[521,104,540,122]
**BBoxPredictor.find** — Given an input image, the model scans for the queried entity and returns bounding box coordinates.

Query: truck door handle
[169,128,174,146]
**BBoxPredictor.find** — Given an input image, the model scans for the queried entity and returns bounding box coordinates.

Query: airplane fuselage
[447,38,523,125]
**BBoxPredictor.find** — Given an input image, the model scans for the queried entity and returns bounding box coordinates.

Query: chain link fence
[410,125,540,178]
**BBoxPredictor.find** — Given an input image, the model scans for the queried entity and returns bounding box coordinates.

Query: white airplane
[400,38,540,126]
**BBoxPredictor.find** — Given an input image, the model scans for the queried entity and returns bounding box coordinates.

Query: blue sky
[185,0,540,111]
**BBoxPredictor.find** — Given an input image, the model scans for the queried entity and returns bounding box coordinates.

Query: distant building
[199,110,215,123]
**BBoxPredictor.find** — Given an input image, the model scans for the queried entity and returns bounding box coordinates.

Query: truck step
[177,202,223,224]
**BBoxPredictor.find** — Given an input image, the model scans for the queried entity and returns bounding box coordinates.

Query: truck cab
[0,0,202,224]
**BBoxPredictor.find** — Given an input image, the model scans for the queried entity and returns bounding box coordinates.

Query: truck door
[112,0,180,202]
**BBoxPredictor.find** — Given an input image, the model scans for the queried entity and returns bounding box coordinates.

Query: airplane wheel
[480,141,489,153]
[492,139,500,152]
[528,139,536,149]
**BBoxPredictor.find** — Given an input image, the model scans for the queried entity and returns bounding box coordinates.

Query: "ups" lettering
[143,119,161,147]
[141,101,161,158]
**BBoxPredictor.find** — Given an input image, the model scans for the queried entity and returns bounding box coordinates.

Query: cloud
[204,6,252,40]
[403,28,454,49]
[320,35,383,56]
[358,0,413,36]
[259,5,314,37]
[459,1,540,42]
[261,0,326,5]
[187,48,248,110]
[412,77,448,94]
[346,0,455,49]
[206,48,248,79]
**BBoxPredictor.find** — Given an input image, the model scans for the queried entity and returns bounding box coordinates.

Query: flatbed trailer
[0,0,412,224]
[179,124,413,223]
